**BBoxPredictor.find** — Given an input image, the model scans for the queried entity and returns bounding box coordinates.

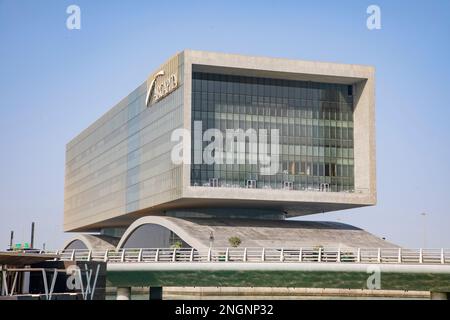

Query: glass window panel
[191,72,354,191]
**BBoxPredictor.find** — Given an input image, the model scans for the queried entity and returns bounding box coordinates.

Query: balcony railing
[192,181,369,194]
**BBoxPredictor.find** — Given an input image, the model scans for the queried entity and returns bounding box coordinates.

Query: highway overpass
[47,247,450,298]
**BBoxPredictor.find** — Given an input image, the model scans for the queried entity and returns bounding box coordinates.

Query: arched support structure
[62,217,398,251]
[115,215,398,251]
[63,234,119,250]
[116,216,207,250]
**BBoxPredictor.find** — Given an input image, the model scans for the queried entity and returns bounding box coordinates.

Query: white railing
[27,247,450,265]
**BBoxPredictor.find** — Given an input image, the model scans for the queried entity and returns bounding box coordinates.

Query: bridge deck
[8,248,450,292]
[36,247,450,265]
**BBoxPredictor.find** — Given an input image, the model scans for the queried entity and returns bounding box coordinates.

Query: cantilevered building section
[64,50,377,249]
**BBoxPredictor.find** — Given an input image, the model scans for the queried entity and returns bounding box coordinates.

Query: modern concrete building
[64,50,378,250]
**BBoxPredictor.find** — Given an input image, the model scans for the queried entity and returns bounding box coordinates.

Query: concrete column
[21,266,31,294]
[149,287,163,300]
[116,287,131,300]
[430,291,449,300]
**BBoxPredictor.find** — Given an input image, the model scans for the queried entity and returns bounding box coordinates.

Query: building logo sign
[145,70,178,107]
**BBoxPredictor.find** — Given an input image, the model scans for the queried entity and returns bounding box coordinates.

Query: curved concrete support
[116,216,207,250]
[116,216,397,251]
[63,234,119,250]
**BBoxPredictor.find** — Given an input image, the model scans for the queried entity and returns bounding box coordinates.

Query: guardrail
[29,247,450,265]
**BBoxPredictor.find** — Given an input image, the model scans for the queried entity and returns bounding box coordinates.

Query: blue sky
[0,0,449,249]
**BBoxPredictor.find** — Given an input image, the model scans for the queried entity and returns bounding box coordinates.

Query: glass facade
[64,54,184,231]
[191,72,355,192]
